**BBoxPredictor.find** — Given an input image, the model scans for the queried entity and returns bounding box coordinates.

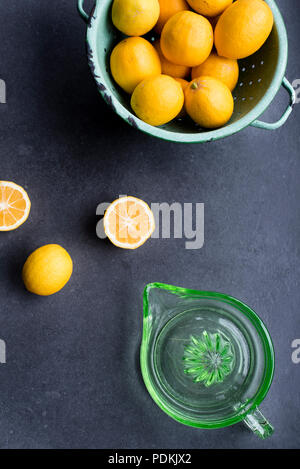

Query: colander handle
[250,77,296,130]
[243,407,274,439]
[77,0,90,22]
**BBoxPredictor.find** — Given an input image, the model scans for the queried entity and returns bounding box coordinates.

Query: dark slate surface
[0,0,299,449]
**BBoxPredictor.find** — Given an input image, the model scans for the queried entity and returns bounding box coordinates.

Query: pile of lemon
[110,0,273,128]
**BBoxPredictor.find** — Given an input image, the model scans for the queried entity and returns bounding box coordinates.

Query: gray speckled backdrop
[0,0,299,449]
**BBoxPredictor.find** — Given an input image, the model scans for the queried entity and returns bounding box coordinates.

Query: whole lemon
[131,74,184,126]
[110,37,161,94]
[192,52,239,91]
[112,0,160,36]
[186,0,233,17]
[160,11,213,67]
[23,244,73,296]
[154,40,190,79]
[184,76,234,128]
[155,0,190,34]
[215,0,274,59]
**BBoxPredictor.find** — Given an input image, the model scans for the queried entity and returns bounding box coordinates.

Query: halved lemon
[0,181,31,231]
[103,196,155,249]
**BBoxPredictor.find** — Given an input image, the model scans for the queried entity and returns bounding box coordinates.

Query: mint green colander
[78,0,295,143]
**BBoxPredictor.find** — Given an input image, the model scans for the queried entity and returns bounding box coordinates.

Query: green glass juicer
[140,283,275,439]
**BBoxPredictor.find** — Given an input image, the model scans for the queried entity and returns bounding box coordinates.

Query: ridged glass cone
[183,331,235,387]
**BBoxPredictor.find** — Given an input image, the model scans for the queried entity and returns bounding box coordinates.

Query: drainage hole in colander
[241,67,246,72]
[239,82,243,87]
[252,64,255,69]
[258,78,262,83]
[249,81,253,85]
[261,60,264,65]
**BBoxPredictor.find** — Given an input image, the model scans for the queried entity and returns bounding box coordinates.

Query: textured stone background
[0,0,299,448]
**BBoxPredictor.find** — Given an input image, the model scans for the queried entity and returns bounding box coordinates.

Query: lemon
[186,0,233,17]
[22,244,73,296]
[0,181,31,231]
[104,196,155,249]
[155,0,190,34]
[160,11,213,67]
[110,37,161,94]
[131,74,184,126]
[184,76,234,128]
[112,0,160,36]
[191,52,239,91]
[214,0,274,59]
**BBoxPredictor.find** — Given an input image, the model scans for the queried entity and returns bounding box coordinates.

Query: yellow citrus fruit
[22,244,73,296]
[184,76,234,128]
[174,78,189,117]
[103,196,155,250]
[155,0,190,34]
[110,37,161,94]
[112,0,160,36]
[131,74,184,126]
[215,0,274,59]
[160,11,213,67]
[0,181,31,231]
[186,0,233,16]
[154,40,190,79]
[191,52,239,91]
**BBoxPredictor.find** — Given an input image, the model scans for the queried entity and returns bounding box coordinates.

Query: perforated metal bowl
[78,0,295,143]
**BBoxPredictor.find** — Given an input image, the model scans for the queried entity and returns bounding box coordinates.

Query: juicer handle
[77,0,90,22]
[250,77,295,130]
[243,407,274,439]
